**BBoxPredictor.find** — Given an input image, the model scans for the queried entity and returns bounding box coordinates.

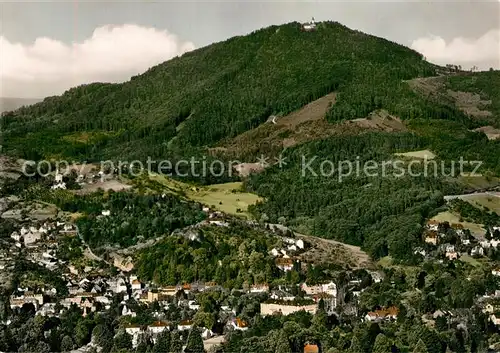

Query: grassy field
[457,174,500,190]
[150,175,262,218]
[459,254,484,268]
[394,149,436,159]
[377,256,393,268]
[431,211,486,237]
[461,193,500,215]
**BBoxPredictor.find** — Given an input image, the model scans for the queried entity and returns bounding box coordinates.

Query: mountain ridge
[2,20,442,162]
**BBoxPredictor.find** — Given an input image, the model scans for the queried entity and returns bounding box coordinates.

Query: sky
[1,0,499,98]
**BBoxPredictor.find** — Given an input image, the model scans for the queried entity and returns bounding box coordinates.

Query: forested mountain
[1,21,442,162]
[2,20,500,261]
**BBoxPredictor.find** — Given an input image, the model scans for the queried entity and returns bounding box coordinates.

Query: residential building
[276,258,294,272]
[365,306,399,322]
[231,318,249,331]
[250,284,270,293]
[304,344,319,353]
[260,301,317,316]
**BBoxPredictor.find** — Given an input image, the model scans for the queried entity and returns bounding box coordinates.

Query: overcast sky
[1,0,499,98]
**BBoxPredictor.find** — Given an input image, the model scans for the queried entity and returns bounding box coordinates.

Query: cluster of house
[420,220,500,261]
[51,169,111,190]
[8,221,78,272]
[259,279,364,317]
[10,221,75,249]
[268,237,306,272]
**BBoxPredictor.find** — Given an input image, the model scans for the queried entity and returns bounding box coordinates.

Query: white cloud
[411,29,500,70]
[0,24,195,98]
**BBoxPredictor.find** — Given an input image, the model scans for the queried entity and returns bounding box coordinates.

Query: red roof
[235,318,248,328]
[304,344,319,353]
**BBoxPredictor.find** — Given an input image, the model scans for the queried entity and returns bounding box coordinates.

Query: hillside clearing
[474,126,500,140]
[73,179,132,195]
[457,174,500,190]
[446,192,500,216]
[431,210,485,237]
[407,75,493,120]
[296,232,373,270]
[150,175,262,218]
[214,91,405,160]
[394,149,436,159]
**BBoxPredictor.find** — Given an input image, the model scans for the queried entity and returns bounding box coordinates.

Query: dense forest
[245,132,470,260]
[21,187,206,249]
[136,223,280,287]
[2,21,442,163]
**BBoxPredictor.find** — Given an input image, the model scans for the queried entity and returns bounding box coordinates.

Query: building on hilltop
[302,17,317,32]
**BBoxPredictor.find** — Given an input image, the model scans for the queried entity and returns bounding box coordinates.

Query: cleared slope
[214,93,405,160]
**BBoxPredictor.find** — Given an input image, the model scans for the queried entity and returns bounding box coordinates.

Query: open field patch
[447,192,500,216]
[457,174,500,190]
[150,176,262,218]
[73,179,132,195]
[431,210,485,237]
[459,254,484,268]
[296,232,373,270]
[474,126,500,140]
[394,149,436,160]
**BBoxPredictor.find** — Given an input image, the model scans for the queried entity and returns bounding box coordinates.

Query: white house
[51,182,66,190]
[124,325,142,348]
[147,321,168,335]
[177,320,193,331]
[471,246,484,256]
[491,314,500,326]
[201,328,214,340]
[275,258,294,272]
[111,278,128,293]
[36,303,57,317]
[24,232,42,247]
[101,210,111,216]
[55,173,64,183]
[414,247,426,257]
[370,272,383,283]
[208,220,229,227]
[63,224,74,232]
[10,232,21,242]
[364,307,399,322]
[301,281,337,297]
[121,305,136,317]
[301,17,317,31]
[426,220,439,232]
[250,284,270,293]
[125,325,142,336]
[131,279,142,291]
